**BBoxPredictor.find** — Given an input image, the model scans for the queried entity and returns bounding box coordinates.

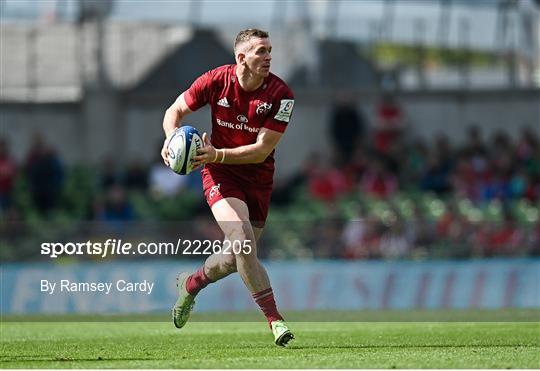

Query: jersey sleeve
[183,70,214,111]
[263,88,295,133]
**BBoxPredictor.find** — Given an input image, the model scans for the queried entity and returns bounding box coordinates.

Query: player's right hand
[161,127,180,166]
[161,133,172,166]
[161,142,169,166]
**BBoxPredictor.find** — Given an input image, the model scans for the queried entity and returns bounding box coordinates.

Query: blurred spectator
[328,96,365,164]
[25,133,64,214]
[491,130,514,155]
[100,156,121,190]
[360,158,398,198]
[527,221,540,256]
[273,152,337,205]
[402,139,429,187]
[451,153,479,200]
[0,138,17,211]
[463,125,487,157]
[272,152,357,205]
[307,154,352,202]
[310,220,344,258]
[509,166,529,199]
[406,203,435,253]
[435,201,473,257]
[342,207,368,258]
[420,154,452,194]
[518,128,540,176]
[344,147,369,184]
[95,184,134,221]
[516,126,539,162]
[0,206,26,260]
[524,174,540,202]
[434,134,454,170]
[342,219,382,260]
[374,93,404,155]
[474,209,524,257]
[124,158,149,191]
[379,221,411,259]
[480,170,512,201]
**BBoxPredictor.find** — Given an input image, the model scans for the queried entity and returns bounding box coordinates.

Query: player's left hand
[192,132,217,169]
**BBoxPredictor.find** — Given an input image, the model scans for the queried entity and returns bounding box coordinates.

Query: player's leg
[182,247,237,296]
[172,198,248,329]
[172,239,237,329]
[183,197,255,295]
[190,225,266,283]
[173,171,244,329]
[202,245,237,280]
[195,226,263,283]
[184,213,264,286]
[212,198,293,346]
[250,225,295,345]
[210,197,270,293]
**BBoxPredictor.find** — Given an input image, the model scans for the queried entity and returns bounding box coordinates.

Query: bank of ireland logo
[237,114,248,123]
[256,102,272,115]
[209,183,221,200]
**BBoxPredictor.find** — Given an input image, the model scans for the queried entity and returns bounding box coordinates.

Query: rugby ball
[167,125,203,175]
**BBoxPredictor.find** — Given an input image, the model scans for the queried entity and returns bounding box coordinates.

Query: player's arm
[161,93,193,165]
[193,127,283,166]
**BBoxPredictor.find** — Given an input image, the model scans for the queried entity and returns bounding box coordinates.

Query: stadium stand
[1,119,538,262]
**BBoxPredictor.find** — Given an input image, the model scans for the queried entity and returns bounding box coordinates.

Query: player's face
[244,37,272,78]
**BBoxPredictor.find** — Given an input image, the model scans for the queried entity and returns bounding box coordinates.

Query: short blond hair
[234,28,269,52]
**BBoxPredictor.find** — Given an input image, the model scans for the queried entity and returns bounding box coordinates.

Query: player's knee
[226,222,252,245]
[224,222,257,259]
[233,240,257,261]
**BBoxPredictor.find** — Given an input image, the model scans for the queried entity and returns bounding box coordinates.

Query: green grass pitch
[1,310,539,369]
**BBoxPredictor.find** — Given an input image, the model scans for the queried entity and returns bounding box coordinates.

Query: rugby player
[161,28,295,346]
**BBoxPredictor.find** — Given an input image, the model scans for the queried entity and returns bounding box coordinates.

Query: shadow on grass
[288,343,536,350]
[0,355,163,363]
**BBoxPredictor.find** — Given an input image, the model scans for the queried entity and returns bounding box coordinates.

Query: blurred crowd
[269,96,539,259]
[1,95,539,261]
[279,96,540,204]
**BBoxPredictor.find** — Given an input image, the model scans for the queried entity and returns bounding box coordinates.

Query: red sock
[186,266,213,296]
[252,288,284,327]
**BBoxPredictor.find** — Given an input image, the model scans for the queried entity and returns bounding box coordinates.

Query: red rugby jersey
[184,64,294,187]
